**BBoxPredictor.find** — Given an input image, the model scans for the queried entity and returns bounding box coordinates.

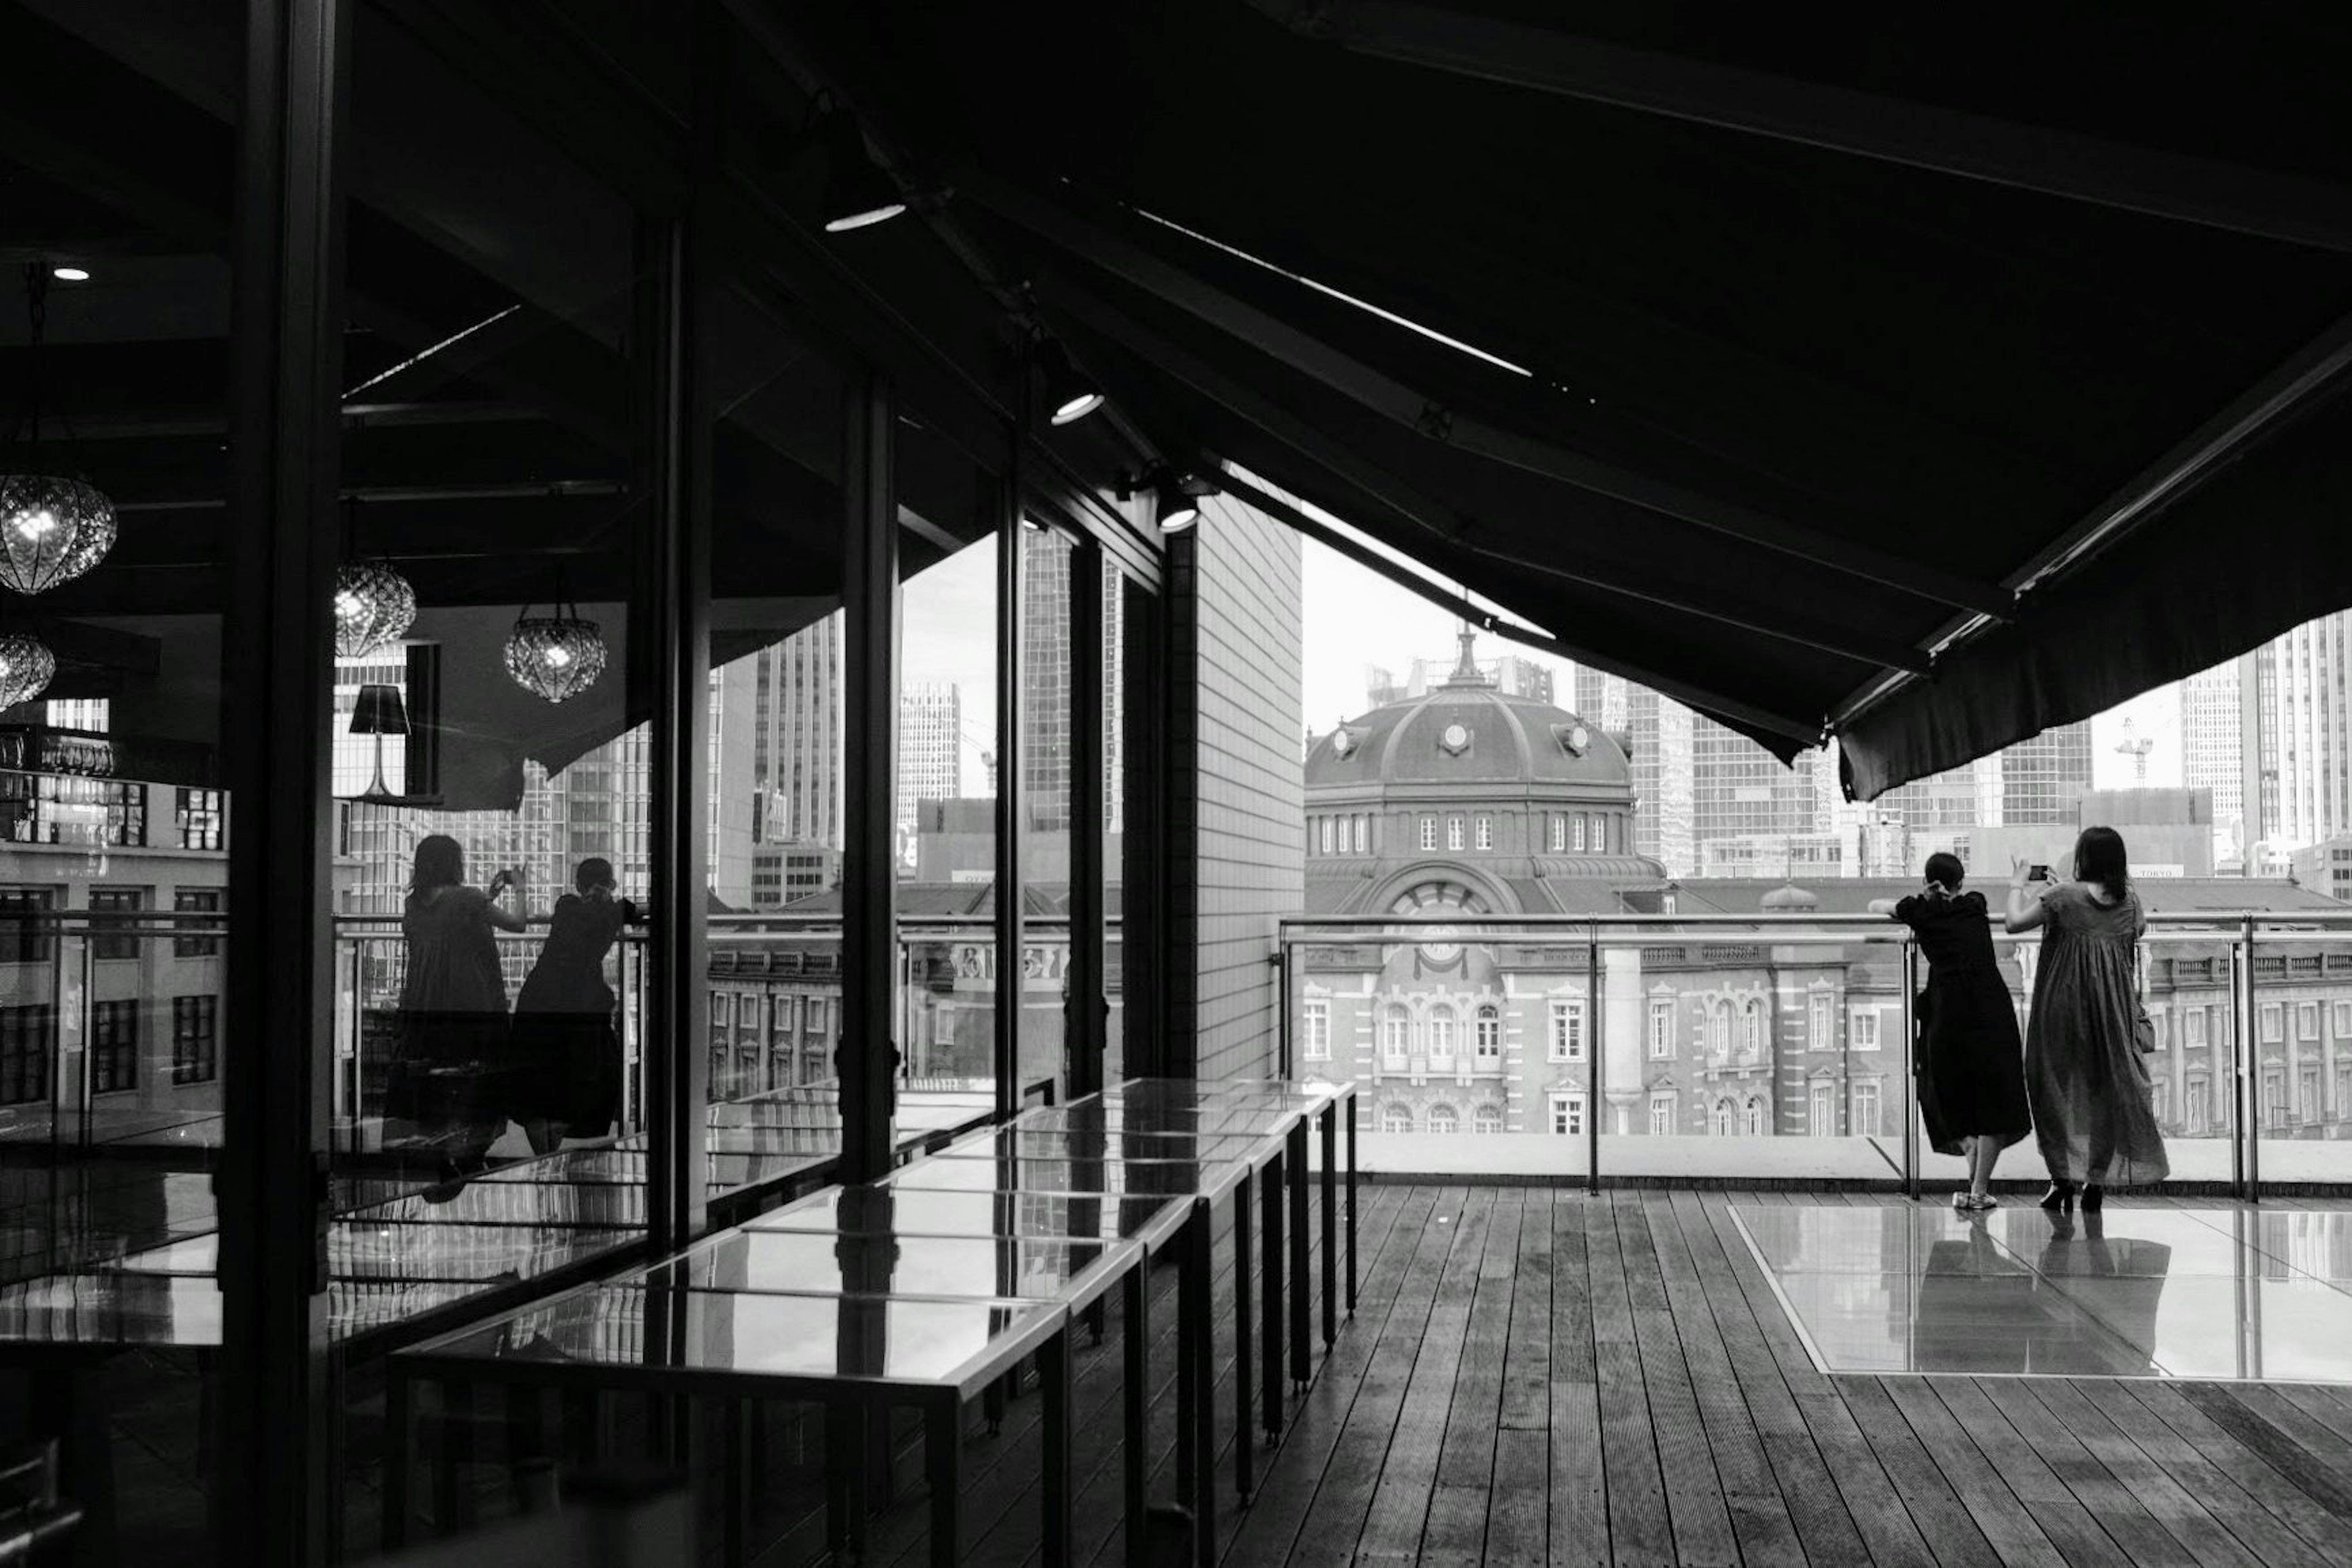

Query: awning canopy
[790,1,2352,795]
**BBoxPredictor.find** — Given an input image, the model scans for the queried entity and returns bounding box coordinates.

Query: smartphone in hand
[2026,864,2052,883]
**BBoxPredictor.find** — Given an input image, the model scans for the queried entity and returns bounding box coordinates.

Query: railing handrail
[1277,908,2352,931]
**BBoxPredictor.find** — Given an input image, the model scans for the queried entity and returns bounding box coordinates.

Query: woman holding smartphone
[2004,826,2169,1211]
[387,834,526,1179]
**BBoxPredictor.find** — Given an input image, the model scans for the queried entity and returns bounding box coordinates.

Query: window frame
[89,998,138,1095]
[1548,997,1586,1062]
[1474,1005,1501,1061]
[1647,998,1674,1059]
[1303,998,1332,1061]
[1474,815,1493,851]
[1447,816,1464,852]
[1850,1006,1880,1051]
[1380,1004,1410,1068]
[1419,816,1437,851]
[1428,1004,1457,1063]
[1850,1079,1881,1135]
[1549,1091,1585,1137]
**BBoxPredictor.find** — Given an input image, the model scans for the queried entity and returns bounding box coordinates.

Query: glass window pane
[1019,526,1074,1099]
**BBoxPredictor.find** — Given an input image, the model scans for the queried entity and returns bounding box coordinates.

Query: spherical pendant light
[334,558,418,657]
[504,609,606,704]
[0,631,57,710]
[0,473,115,595]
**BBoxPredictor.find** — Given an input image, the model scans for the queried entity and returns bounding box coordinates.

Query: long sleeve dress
[388,885,511,1155]
[1894,889,2032,1155]
[513,894,635,1134]
[2024,884,2169,1187]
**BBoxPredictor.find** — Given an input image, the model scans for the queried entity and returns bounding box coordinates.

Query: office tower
[1022,535,1125,832]
[706,658,760,907]
[2180,660,2244,854]
[1689,715,1831,869]
[899,682,963,840]
[1873,755,1991,856]
[2265,610,2352,849]
[2000,722,2094,825]
[753,617,846,851]
[1628,685,1695,874]
[1366,650,1553,710]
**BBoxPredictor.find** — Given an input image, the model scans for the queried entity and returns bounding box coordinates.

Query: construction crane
[2115,718,2155,783]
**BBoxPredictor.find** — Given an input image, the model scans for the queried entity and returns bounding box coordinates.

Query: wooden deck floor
[850,1186,2352,1568]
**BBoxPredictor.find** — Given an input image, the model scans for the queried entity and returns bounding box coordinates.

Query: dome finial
[1445,622,1486,687]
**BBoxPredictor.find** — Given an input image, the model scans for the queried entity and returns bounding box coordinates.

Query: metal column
[2240,914,2260,1202]
[993,467,1026,1122]
[222,0,348,1558]
[1068,540,1107,1099]
[1899,938,1919,1200]
[841,375,900,1182]
[1585,922,1602,1194]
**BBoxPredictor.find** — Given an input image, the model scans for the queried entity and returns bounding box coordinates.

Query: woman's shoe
[2081,1185,2104,1214]
[2039,1182,2076,1213]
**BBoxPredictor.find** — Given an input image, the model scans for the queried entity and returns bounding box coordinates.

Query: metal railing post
[1899,937,1918,1200]
[2241,914,2260,1203]
[1273,941,1290,1080]
[1586,920,1601,1196]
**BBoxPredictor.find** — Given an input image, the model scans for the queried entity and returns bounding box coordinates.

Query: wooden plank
[2114,1382,2352,1559]
[1353,1188,1496,1561]
[2022,1379,2281,1568]
[1498,1186,1553,1433]
[2070,1380,2335,1568]
[1615,1194,1739,1568]
[1284,1188,1474,1568]
[1880,1376,2070,1568]
[1695,1196,1834,1395]
[1427,1187,1521,1562]
[1974,1376,2202,1568]
[1669,1193,1871,1568]
[1793,1389,1946,1568]
[1485,1425,1548,1566]
[2172,1384,2352,1522]
[1586,1196,1676,1567]
[1833,1378,2005,1568]
[1215,1183,1430,1568]
[1926,1379,2136,1568]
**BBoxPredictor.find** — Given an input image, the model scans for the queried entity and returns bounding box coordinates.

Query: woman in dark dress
[388,834,525,1174]
[2004,826,2169,1212]
[511,857,640,1152]
[1871,852,2032,1210]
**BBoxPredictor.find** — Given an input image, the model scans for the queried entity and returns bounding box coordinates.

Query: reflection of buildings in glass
[1020,539,1125,834]
[753,618,846,853]
[707,660,759,908]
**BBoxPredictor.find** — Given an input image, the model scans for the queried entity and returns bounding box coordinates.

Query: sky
[1301,537,2190,792]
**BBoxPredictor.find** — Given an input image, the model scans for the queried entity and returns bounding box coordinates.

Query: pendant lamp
[0,266,115,595]
[504,581,606,704]
[331,497,416,657]
[0,630,56,710]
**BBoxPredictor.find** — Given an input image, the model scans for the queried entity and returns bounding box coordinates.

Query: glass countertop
[115,1221,636,1285]
[937,1126,1275,1165]
[643,1231,1136,1303]
[887,1153,1246,1201]
[409,1283,1060,1392]
[1013,1102,1302,1139]
[747,1186,1191,1246]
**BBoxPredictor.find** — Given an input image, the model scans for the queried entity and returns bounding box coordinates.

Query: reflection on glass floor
[1730,1204,2352,1384]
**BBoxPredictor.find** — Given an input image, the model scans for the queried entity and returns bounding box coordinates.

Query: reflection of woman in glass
[513,857,639,1152]
[2006,827,2169,1212]
[388,834,524,1174]
[1871,853,2032,1210]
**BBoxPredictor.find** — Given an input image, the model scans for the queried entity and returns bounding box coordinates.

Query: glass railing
[1278,908,2352,1196]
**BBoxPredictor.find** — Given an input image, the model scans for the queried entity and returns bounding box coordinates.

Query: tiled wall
[1174,496,1304,1082]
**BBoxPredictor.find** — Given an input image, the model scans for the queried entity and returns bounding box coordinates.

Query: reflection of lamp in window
[349,682,409,801]
[504,592,606,704]
[0,629,55,709]
[1,266,116,595]
[332,499,416,657]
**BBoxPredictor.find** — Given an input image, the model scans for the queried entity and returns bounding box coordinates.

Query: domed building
[1304,631,1664,918]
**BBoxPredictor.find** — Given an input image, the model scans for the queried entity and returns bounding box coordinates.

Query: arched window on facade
[1474,1005,1501,1061]
[1744,1098,1766,1136]
[1711,1002,1733,1057]
[1381,1103,1413,1134]
[1712,1099,1736,1137]
[1428,1004,1457,1062]
[1474,1105,1504,1135]
[1743,1001,1765,1057]
[1427,1104,1460,1137]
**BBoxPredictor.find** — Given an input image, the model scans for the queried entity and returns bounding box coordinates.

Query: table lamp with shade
[349,682,409,800]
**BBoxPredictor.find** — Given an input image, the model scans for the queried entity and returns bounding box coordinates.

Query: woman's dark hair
[1923,851,1966,892]
[410,834,464,893]
[575,856,616,894]
[2073,826,2130,897]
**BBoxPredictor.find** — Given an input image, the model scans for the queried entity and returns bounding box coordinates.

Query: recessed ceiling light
[50,266,89,282]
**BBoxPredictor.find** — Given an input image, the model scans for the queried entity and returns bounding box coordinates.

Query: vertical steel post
[223,0,349,1559]
[1069,540,1107,1099]
[1586,921,1602,1195]
[840,375,899,1182]
[1900,938,1919,1200]
[2242,913,2261,1202]
[1273,942,1291,1079]
[993,463,1025,1121]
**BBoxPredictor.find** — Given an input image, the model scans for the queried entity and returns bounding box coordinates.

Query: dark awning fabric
[789,1,2352,790]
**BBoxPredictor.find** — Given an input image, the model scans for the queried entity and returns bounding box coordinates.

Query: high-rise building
[2180,659,2245,857]
[706,658,760,908]
[2000,722,2094,825]
[899,682,962,850]
[1367,649,1555,709]
[752,617,846,851]
[2263,611,2352,850]
[1022,535,1125,832]
[1627,685,1695,875]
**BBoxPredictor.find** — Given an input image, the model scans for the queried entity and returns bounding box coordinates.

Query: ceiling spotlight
[50,267,89,283]
[1038,342,1103,426]
[818,111,907,233]
[1155,476,1200,533]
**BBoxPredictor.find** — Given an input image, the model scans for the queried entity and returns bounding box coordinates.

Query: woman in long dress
[2003,826,2169,1211]
[511,856,640,1152]
[387,834,525,1175]
[1870,852,2032,1210]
